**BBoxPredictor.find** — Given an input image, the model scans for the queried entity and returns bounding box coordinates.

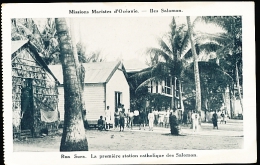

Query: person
[133,109,139,126]
[158,110,165,127]
[164,108,170,128]
[105,106,111,129]
[187,110,192,124]
[212,112,218,129]
[97,116,106,131]
[128,109,134,129]
[119,108,126,131]
[182,111,188,126]
[220,111,225,124]
[114,109,120,130]
[124,108,129,128]
[153,108,159,126]
[139,109,146,130]
[223,113,228,124]
[191,111,199,132]
[148,109,155,131]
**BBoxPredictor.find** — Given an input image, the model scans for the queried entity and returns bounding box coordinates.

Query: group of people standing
[212,111,228,129]
[99,103,207,133]
[99,106,228,133]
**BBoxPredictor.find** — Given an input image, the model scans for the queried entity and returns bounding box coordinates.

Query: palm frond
[179,32,190,59]
[195,32,231,46]
[158,38,173,59]
[169,17,177,36]
[135,77,156,93]
[146,48,172,64]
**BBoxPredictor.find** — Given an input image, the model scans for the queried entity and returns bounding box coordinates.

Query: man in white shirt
[128,110,134,129]
[191,111,199,132]
[153,109,159,126]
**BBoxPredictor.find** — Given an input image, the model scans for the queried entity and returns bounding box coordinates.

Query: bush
[169,114,179,135]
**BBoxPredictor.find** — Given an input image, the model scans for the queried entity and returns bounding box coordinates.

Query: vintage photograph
[3,2,255,164]
[11,16,244,151]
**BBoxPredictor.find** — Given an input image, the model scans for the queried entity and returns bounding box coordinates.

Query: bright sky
[70,17,173,63]
[70,17,223,63]
[35,16,224,65]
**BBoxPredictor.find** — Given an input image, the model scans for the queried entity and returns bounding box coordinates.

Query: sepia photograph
[3,2,256,164]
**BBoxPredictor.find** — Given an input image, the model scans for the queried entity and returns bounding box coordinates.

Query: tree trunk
[70,19,86,121]
[229,83,234,119]
[171,77,176,110]
[55,18,88,151]
[236,62,243,113]
[186,16,202,113]
[178,79,184,122]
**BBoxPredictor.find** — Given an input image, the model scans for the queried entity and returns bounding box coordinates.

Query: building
[12,40,59,138]
[49,61,130,127]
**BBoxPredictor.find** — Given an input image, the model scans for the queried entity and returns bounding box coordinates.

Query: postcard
[2,2,256,164]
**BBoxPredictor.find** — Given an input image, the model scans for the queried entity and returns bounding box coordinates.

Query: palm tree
[198,16,243,117]
[134,16,228,110]
[11,18,60,65]
[186,16,202,114]
[55,18,88,151]
[133,17,186,112]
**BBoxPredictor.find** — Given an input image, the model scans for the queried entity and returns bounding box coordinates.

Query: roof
[11,40,59,83]
[123,59,148,73]
[11,40,29,54]
[48,61,123,84]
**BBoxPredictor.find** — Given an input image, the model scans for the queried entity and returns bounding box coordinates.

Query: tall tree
[200,16,243,117]
[55,18,88,151]
[133,17,187,112]
[132,16,229,114]
[186,16,202,114]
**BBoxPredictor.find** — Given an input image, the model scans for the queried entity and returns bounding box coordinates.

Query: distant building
[12,40,59,138]
[124,59,182,111]
[49,61,130,127]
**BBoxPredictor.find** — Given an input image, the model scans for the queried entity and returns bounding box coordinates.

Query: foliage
[11,18,60,65]
[11,18,106,65]
[132,16,228,112]
[76,42,106,63]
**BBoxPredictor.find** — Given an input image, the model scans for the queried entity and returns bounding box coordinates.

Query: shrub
[169,114,179,135]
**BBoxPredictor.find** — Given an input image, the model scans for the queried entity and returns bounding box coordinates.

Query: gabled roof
[11,40,59,83]
[48,61,124,84]
[11,40,29,54]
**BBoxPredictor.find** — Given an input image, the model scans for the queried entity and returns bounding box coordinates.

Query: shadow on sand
[161,133,186,136]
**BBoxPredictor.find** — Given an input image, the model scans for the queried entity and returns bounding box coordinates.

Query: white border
[2,2,256,164]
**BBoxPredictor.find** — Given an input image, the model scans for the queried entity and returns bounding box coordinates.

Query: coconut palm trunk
[55,18,88,151]
[186,16,202,114]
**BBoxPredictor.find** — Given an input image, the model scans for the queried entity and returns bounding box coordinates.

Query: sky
[34,16,224,66]
[71,17,173,63]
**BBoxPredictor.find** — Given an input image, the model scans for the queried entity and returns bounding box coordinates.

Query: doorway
[115,92,122,111]
[20,79,34,131]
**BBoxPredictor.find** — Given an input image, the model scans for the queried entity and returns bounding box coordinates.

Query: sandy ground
[13,119,243,151]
